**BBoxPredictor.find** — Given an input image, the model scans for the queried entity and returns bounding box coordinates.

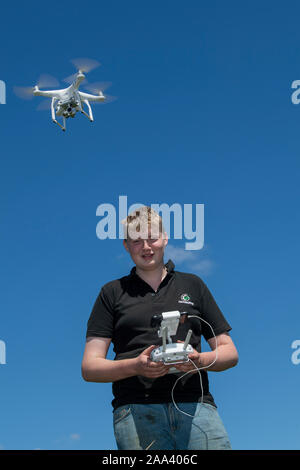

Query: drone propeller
[94,94,117,105]
[35,74,60,89]
[82,81,116,104]
[13,74,60,100]
[83,81,112,94]
[71,57,101,74]
[36,99,52,111]
[63,57,101,84]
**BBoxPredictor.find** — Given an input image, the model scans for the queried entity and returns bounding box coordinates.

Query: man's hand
[133,345,172,378]
[173,333,239,373]
[172,340,201,374]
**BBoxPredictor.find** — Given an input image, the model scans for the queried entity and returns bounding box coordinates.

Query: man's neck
[135,264,168,292]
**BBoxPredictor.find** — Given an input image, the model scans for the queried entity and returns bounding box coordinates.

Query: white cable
[170,315,218,420]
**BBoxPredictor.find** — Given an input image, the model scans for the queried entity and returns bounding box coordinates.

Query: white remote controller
[151,342,194,364]
[150,311,194,374]
[151,342,193,374]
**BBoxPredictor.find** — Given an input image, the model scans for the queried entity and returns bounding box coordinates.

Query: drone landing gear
[51,98,66,131]
[81,99,94,122]
[53,119,66,132]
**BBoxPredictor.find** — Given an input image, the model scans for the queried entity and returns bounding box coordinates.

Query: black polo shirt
[86,259,232,411]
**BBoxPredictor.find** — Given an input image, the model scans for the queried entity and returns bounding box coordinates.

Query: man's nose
[142,239,151,249]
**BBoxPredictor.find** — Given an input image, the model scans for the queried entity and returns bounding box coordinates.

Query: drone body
[14,59,114,132]
[33,72,105,131]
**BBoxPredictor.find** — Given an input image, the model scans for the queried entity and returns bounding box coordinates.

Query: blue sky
[0,0,300,450]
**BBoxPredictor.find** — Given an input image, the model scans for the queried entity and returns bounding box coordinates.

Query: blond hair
[121,206,165,240]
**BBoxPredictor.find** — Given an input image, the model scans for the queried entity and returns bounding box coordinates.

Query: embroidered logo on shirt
[178,293,194,306]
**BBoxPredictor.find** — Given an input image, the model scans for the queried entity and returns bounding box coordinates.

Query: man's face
[123,228,168,271]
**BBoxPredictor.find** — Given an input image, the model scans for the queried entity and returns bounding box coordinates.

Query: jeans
[113,402,232,450]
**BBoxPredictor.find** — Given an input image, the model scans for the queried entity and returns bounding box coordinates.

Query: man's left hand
[172,340,201,373]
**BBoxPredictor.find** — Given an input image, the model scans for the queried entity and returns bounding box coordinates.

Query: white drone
[14,58,115,132]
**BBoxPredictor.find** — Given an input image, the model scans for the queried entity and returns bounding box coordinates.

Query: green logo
[181,294,190,302]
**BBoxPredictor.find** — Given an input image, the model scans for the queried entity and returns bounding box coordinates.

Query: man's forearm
[198,345,238,372]
[82,357,137,383]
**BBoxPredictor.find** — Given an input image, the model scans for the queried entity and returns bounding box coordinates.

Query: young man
[81,206,238,450]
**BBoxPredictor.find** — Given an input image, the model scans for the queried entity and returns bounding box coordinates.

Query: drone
[14,58,115,132]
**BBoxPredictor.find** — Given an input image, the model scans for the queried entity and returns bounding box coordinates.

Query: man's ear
[163,231,168,247]
[123,239,129,252]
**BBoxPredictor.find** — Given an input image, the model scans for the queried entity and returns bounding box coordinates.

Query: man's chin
[137,256,157,268]
[141,258,155,267]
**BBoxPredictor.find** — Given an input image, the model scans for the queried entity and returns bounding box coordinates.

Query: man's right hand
[133,345,171,378]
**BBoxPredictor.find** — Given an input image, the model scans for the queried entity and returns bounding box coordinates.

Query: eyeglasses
[127,238,158,246]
